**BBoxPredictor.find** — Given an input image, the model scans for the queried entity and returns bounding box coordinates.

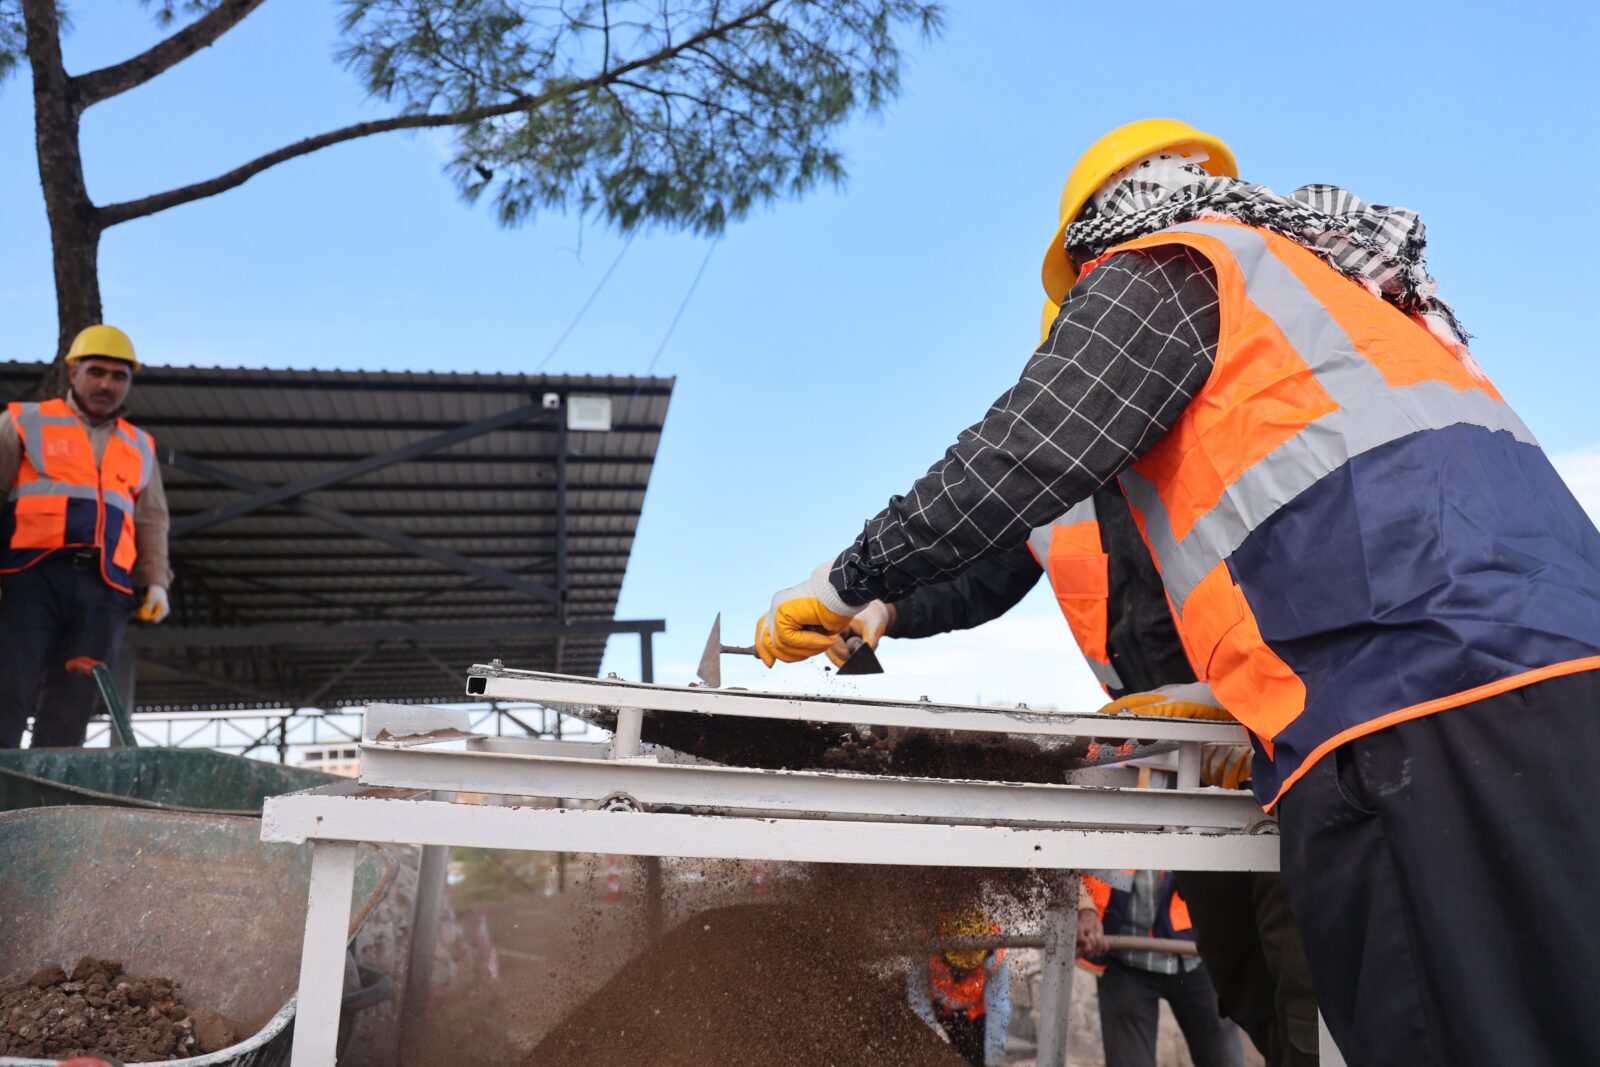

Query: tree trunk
[22,0,101,397]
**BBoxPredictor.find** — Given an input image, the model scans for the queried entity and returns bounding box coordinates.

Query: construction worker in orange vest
[905,904,1011,1066]
[0,326,171,747]
[755,119,1600,1066]
[831,468,1316,1065]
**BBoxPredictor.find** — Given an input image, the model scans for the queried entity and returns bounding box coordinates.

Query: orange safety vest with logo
[1079,220,1600,808]
[2,399,155,594]
[1027,497,1125,695]
[927,935,1005,1021]
[1077,869,1193,974]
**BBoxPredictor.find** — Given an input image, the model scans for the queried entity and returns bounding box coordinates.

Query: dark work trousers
[1277,668,1600,1067]
[0,558,133,747]
[1176,870,1319,1066]
[1097,959,1243,1067]
[934,1008,986,1067]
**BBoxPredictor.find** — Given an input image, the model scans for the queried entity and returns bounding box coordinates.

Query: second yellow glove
[1096,682,1234,721]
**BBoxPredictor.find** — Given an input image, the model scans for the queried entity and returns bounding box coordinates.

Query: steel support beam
[263,789,1282,871]
[355,738,1264,829]
[164,452,561,604]
[126,617,666,649]
[463,666,1244,744]
[555,415,569,621]
[169,403,556,538]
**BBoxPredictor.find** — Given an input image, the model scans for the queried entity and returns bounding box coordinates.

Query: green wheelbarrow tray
[0,806,396,1066]
[0,748,337,816]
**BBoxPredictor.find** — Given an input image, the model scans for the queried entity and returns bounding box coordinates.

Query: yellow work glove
[1201,743,1253,789]
[754,563,859,667]
[136,585,170,624]
[827,599,894,667]
[1097,682,1233,721]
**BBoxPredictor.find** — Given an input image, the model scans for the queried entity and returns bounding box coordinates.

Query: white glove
[137,585,170,624]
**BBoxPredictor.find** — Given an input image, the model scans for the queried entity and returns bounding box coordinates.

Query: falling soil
[523,903,972,1067]
[0,958,242,1062]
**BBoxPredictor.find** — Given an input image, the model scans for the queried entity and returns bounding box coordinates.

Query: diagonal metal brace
[163,451,560,604]
[169,402,556,539]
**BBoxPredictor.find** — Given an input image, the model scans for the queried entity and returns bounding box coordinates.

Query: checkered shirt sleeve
[829,246,1220,606]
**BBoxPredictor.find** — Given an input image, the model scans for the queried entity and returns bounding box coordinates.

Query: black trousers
[1278,668,1600,1067]
[933,1008,986,1067]
[1097,959,1242,1067]
[0,559,133,747]
[1176,870,1319,1066]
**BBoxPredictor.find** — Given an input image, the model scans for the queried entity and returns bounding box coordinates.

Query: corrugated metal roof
[0,363,672,711]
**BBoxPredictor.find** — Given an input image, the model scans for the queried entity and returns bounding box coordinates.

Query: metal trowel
[696,612,883,687]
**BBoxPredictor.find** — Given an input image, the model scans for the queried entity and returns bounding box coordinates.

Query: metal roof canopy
[0,362,671,712]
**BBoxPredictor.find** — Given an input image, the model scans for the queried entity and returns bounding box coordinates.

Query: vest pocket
[1048,552,1111,661]
[10,495,66,549]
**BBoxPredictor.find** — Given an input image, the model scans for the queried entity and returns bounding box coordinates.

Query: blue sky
[2,1,1596,710]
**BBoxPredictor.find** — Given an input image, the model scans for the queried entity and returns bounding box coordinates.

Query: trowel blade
[834,636,884,676]
[696,613,724,688]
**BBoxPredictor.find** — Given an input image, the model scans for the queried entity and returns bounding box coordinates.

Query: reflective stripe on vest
[1028,498,1126,693]
[4,399,154,593]
[1087,220,1600,807]
[1118,222,1536,614]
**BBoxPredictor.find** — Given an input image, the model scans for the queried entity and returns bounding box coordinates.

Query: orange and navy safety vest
[1027,497,1124,695]
[1078,220,1600,808]
[1078,869,1193,973]
[927,939,1005,1021]
[3,399,155,594]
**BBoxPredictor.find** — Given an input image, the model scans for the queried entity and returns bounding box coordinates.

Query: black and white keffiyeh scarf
[1067,170,1479,375]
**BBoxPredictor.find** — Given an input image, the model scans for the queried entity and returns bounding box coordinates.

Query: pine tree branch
[98,0,781,228]
[74,0,269,108]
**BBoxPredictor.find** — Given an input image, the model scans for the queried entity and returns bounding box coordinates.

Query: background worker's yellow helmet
[65,325,140,370]
[940,904,995,971]
[1041,119,1236,301]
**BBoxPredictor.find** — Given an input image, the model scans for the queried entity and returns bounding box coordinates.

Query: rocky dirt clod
[0,958,244,1062]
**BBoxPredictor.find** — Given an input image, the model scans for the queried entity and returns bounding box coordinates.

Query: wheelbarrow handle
[64,656,137,748]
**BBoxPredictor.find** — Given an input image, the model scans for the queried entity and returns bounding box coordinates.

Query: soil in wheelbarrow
[0,957,243,1062]
[523,902,973,1067]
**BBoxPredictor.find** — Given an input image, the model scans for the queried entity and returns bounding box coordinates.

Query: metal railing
[77,703,584,763]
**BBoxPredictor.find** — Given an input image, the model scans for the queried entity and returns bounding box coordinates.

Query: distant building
[300,745,362,778]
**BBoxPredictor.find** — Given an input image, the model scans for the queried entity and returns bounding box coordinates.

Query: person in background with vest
[754,119,1600,1066]
[905,904,1011,1066]
[0,325,171,747]
[1076,869,1242,1067]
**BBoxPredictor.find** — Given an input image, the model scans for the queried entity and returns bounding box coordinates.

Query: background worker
[755,119,1600,1066]
[0,326,171,747]
[1077,869,1242,1067]
[905,904,1011,1066]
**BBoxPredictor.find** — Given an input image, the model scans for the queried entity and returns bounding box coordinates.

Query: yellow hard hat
[940,904,994,971]
[65,325,139,370]
[1040,299,1061,347]
[1041,119,1237,301]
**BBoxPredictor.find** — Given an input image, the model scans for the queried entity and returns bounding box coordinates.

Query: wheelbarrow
[0,747,336,816]
[0,806,396,1066]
